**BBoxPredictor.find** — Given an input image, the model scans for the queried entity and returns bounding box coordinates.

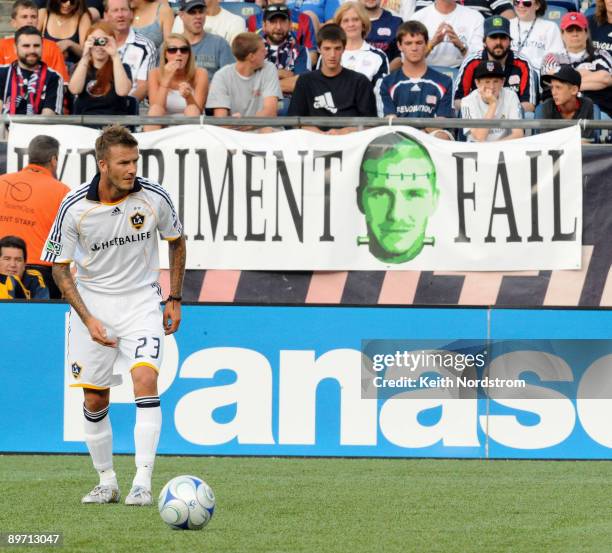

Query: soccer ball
[158,475,215,530]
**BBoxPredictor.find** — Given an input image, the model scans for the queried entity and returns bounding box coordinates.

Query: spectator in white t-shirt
[411,0,484,67]
[460,60,523,141]
[509,0,563,71]
[206,32,282,129]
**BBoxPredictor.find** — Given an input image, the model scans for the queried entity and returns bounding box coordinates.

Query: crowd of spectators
[0,0,609,141]
[0,0,609,301]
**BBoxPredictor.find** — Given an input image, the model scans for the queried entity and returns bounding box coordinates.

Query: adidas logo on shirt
[111,206,122,216]
[313,92,338,114]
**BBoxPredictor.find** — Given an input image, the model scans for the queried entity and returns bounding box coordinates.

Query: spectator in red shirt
[0,0,69,81]
[453,15,537,112]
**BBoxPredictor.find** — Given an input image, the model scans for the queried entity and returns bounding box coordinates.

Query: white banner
[8,123,582,271]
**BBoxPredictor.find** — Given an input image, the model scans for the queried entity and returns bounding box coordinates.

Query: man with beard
[262,4,311,107]
[247,0,318,65]
[0,0,68,82]
[0,26,63,115]
[454,15,537,112]
[360,0,403,71]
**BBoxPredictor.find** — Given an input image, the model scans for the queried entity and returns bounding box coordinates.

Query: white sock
[133,397,161,491]
[83,404,117,487]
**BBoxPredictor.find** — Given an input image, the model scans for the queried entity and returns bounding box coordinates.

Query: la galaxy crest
[130,211,145,230]
[71,362,82,379]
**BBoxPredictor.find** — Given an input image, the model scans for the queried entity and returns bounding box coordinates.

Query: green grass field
[1,454,610,553]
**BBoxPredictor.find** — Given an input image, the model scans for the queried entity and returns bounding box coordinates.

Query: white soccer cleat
[125,486,153,506]
[81,484,120,504]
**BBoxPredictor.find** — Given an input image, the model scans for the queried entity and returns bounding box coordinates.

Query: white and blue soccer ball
[158,475,215,530]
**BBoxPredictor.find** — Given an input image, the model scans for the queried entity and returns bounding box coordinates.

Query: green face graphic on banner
[357,133,439,263]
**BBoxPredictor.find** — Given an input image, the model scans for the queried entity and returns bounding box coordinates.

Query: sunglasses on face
[513,0,534,6]
[166,46,190,54]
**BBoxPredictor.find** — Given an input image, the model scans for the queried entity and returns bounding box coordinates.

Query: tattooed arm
[163,236,186,335]
[52,262,117,347]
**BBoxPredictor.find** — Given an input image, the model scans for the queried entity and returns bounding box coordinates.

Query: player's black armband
[166,295,182,303]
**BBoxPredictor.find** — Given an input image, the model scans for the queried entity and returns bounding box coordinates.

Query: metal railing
[2,114,612,131]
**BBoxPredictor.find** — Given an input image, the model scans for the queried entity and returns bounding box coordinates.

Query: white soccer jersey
[341,42,389,84]
[42,175,182,294]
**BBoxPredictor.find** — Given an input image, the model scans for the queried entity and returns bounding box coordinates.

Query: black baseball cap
[181,0,206,11]
[263,4,290,20]
[474,60,505,79]
[484,15,511,37]
[542,64,581,87]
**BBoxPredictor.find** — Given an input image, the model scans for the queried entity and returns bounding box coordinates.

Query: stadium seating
[544,5,567,23]
[547,0,579,12]
[221,1,262,18]
[430,65,459,87]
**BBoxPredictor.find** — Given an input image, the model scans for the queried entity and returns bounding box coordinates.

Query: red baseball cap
[560,12,588,30]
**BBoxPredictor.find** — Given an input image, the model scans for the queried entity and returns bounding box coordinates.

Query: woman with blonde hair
[68,21,132,115]
[39,0,92,70]
[330,2,388,84]
[146,33,208,131]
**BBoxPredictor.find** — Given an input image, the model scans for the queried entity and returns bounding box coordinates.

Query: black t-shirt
[537,97,595,141]
[73,64,133,116]
[287,68,377,118]
[588,16,612,53]
[0,63,63,114]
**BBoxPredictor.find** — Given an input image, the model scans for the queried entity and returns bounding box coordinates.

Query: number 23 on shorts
[134,336,161,359]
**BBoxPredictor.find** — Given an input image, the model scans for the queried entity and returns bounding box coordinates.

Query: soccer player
[43,125,186,506]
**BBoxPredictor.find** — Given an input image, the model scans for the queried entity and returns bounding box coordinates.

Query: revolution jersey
[367,9,403,63]
[42,174,182,294]
[588,16,612,53]
[379,66,452,118]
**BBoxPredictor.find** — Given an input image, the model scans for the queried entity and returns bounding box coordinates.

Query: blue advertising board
[1,303,612,459]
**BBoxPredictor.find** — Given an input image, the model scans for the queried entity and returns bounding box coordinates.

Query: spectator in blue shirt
[378,20,454,140]
[361,0,403,71]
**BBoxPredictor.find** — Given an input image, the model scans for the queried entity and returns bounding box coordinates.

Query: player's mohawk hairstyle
[95,124,139,162]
